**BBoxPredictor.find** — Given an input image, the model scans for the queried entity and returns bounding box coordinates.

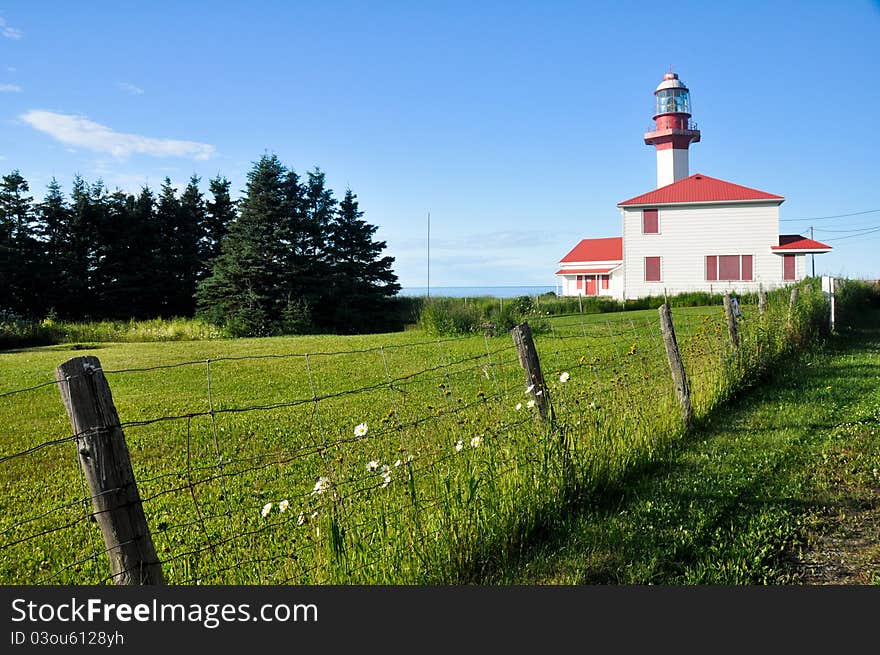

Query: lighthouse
[644,71,701,188]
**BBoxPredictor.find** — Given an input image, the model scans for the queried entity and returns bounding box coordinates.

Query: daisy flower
[261,502,272,518]
[470,436,483,448]
[311,477,330,496]
[454,440,464,452]
[559,371,570,383]
[366,460,380,472]
[527,399,536,409]
[515,402,523,411]
[354,423,368,437]
[278,499,290,513]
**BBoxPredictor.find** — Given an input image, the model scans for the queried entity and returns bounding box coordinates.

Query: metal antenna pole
[810,225,815,277]
[427,211,431,298]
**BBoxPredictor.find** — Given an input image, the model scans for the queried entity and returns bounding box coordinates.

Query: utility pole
[427,211,431,298]
[810,225,815,277]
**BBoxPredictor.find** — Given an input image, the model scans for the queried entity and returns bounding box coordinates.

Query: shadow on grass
[463,311,880,584]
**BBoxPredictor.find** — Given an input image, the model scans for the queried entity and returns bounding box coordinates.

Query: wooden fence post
[658,303,693,427]
[511,322,552,422]
[787,286,799,329]
[722,293,740,351]
[55,356,165,585]
[758,286,767,316]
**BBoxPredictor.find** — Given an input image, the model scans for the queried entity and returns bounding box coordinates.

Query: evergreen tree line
[0,154,402,335]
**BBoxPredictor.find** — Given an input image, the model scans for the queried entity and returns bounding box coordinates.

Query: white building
[557,72,831,299]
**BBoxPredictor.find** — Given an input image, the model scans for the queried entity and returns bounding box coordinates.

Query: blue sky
[2,1,879,286]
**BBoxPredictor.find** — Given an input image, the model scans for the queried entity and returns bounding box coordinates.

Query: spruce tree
[203,175,236,270]
[154,178,181,315]
[326,188,400,331]
[196,154,294,335]
[0,171,37,314]
[175,175,206,315]
[34,178,72,315]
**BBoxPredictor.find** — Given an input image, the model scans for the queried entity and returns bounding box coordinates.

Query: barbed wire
[1,289,816,585]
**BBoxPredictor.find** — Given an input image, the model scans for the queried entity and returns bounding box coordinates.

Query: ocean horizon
[399,285,557,298]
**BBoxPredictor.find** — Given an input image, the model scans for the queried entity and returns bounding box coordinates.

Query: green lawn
[0,290,830,584]
[486,309,880,584]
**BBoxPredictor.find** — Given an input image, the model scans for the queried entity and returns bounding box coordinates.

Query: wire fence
[0,287,827,585]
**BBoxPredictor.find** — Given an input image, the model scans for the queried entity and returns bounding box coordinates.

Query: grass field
[0,285,834,584]
[486,308,880,584]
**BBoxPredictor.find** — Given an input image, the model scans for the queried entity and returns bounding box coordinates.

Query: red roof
[772,234,832,252]
[618,173,784,206]
[555,267,616,275]
[559,237,622,263]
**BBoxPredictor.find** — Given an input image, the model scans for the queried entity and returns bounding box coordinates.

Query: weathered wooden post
[722,293,740,351]
[758,286,767,316]
[55,356,165,585]
[787,286,799,329]
[658,303,693,427]
[511,322,552,422]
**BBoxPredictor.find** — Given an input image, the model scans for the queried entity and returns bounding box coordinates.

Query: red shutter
[705,255,717,281]
[642,209,659,234]
[645,256,661,282]
[719,255,740,280]
[601,274,609,289]
[576,275,583,290]
[741,255,753,281]
[783,254,796,280]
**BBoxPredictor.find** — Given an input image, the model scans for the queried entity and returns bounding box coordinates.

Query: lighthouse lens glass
[656,89,690,115]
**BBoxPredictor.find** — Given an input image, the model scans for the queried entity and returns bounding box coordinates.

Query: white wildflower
[405,454,414,463]
[354,422,368,437]
[394,459,402,467]
[454,440,464,452]
[380,465,392,487]
[559,371,570,383]
[278,499,290,513]
[527,399,536,409]
[525,384,535,394]
[311,476,330,496]
[515,402,523,411]
[261,502,272,518]
[366,460,380,472]
[311,510,318,519]
[470,435,483,448]
[535,389,543,396]
[297,512,306,526]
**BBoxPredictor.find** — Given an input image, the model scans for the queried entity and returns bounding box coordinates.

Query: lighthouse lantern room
[644,72,701,187]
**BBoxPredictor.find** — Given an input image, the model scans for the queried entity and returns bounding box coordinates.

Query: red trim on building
[555,267,615,275]
[618,173,784,206]
[559,237,623,263]
[772,234,832,251]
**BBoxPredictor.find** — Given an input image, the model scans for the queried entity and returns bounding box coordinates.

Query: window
[576,275,583,290]
[642,209,659,234]
[719,255,740,281]
[645,256,661,282]
[741,255,753,281]
[705,256,718,281]
[783,254,796,280]
[705,254,754,281]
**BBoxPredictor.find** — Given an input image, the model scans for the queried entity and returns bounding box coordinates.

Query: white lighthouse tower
[644,71,701,188]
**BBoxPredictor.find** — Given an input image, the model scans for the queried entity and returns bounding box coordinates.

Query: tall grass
[0,280,861,585]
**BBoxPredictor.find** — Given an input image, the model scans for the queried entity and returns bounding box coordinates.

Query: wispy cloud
[0,18,23,40]
[0,83,22,92]
[118,82,144,96]
[20,110,216,160]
